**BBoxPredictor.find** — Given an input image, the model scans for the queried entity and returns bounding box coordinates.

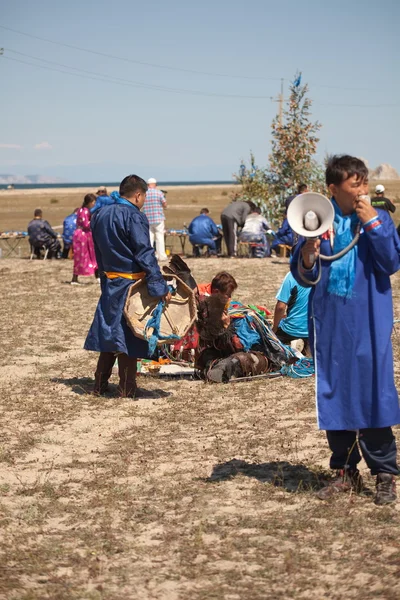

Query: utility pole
[270,79,285,126]
[278,78,284,126]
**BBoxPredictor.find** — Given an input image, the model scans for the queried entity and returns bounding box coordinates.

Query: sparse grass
[0,232,400,598]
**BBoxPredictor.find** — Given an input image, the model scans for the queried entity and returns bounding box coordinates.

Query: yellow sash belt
[104,271,146,280]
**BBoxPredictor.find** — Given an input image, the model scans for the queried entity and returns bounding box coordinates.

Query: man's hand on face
[355,198,378,224]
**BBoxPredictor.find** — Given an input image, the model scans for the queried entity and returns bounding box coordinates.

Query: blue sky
[0,0,399,181]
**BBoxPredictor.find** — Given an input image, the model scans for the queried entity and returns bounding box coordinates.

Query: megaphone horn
[287,192,335,265]
[287,192,335,238]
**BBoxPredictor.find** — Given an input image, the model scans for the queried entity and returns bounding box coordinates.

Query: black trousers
[61,244,71,259]
[326,428,399,476]
[275,326,310,356]
[94,352,137,397]
[221,214,237,257]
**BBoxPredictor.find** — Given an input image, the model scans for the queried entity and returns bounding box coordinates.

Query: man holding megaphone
[290,155,400,506]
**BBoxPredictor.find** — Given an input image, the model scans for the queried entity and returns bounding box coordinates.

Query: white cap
[375,184,385,194]
[147,177,157,184]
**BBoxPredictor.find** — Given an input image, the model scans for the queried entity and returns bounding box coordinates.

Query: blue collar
[110,190,135,208]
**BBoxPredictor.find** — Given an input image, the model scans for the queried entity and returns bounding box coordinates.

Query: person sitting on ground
[371,184,396,214]
[91,186,115,214]
[272,271,311,355]
[285,183,309,211]
[221,199,256,257]
[188,208,221,257]
[27,208,61,259]
[239,206,272,257]
[61,208,79,259]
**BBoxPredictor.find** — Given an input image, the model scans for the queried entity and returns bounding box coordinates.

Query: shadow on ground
[206,458,322,492]
[51,376,171,399]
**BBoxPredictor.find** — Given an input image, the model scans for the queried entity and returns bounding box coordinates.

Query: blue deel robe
[291,208,400,431]
[188,214,220,248]
[271,218,294,249]
[91,195,115,214]
[84,203,168,358]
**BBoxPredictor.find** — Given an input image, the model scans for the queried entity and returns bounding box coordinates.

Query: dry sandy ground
[1,255,400,600]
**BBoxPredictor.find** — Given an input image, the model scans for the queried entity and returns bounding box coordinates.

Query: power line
[0,24,391,93]
[1,52,276,99]
[0,24,282,82]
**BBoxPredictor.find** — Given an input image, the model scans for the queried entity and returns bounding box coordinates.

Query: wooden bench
[277,244,291,258]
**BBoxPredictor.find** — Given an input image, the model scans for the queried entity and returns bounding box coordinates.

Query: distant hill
[0,174,67,184]
[370,164,400,180]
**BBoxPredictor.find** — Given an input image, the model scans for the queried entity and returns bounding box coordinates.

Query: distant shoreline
[0,180,237,193]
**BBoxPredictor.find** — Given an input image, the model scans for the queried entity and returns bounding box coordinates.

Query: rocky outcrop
[370,164,400,180]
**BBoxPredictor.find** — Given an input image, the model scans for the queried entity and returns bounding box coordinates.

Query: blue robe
[84,203,168,358]
[291,208,400,430]
[271,218,294,249]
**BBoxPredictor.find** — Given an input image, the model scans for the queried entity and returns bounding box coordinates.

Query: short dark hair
[297,184,307,194]
[211,271,238,296]
[82,193,97,208]
[246,201,256,212]
[119,174,148,198]
[326,155,368,187]
[253,206,262,214]
[200,208,209,214]
[34,208,42,217]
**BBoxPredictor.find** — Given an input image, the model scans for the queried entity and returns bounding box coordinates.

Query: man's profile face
[329,174,369,215]
[136,191,146,209]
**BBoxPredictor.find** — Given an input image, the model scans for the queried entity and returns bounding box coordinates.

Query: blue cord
[144,285,181,356]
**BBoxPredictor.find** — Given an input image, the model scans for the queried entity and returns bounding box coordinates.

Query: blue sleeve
[364,209,400,276]
[128,212,168,297]
[290,238,320,287]
[276,274,293,303]
[209,218,219,236]
[188,219,194,234]
[44,221,57,238]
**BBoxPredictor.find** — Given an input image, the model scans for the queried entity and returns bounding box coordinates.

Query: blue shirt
[62,212,77,245]
[276,272,310,337]
[188,214,219,239]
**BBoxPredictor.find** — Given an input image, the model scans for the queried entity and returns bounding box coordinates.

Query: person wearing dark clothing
[61,209,78,258]
[221,200,255,257]
[27,209,61,258]
[84,175,170,398]
[371,184,396,214]
[188,208,221,256]
[271,218,294,252]
[285,183,308,210]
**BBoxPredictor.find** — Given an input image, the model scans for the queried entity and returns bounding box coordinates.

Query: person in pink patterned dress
[71,194,98,285]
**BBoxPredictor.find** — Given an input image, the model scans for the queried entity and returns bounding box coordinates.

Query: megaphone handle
[308,237,317,267]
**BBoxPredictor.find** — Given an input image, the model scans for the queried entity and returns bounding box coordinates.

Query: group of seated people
[187,205,274,258]
[165,257,311,382]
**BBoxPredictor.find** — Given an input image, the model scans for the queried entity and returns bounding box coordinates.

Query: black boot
[374,473,397,506]
[317,468,363,500]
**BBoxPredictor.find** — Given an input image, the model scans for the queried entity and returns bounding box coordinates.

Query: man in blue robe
[291,155,400,505]
[85,175,170,398]
[188,208,221,256]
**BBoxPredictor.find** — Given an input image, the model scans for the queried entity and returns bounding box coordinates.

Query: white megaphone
[287,192,335,264]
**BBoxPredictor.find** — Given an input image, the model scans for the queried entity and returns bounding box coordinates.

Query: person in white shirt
[239,207,271,257]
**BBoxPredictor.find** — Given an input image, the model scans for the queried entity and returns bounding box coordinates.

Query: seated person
[271,215,294,253]
[27,208,61,258]
[239,206,271,257]
[273,271,311,355]
[61,208,78,259]
[188,208,221,256]
[91,186,115,213]
[371,184,396,214]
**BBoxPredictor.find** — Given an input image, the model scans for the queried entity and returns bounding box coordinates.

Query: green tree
[235,73,324,224]
[267,73,323,206]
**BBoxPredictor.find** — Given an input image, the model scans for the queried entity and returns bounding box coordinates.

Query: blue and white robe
[291,208,400,430]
